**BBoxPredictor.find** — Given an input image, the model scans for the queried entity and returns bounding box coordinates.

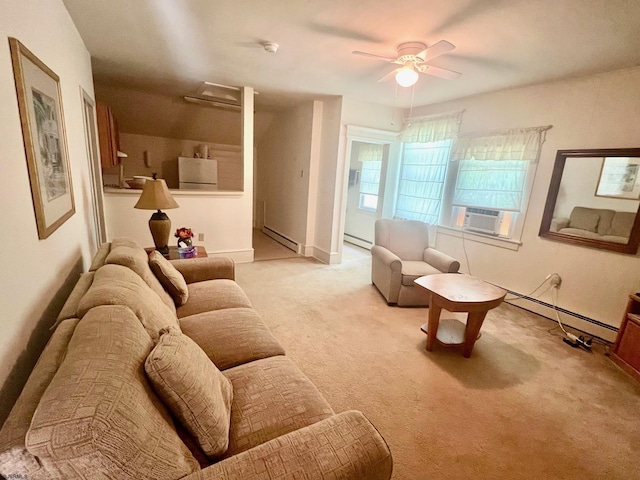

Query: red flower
[175,227,194,239]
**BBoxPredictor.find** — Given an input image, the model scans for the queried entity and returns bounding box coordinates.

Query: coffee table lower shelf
[420,319,481,347]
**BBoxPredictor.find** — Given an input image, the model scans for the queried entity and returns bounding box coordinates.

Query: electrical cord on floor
[461,229,472,275]
[550,286,594,352]
[503,273,556,301]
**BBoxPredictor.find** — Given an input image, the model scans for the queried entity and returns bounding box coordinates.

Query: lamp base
[149,210,171,255]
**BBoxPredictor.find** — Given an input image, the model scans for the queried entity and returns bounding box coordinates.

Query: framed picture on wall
[9,37,75,239]
[595,156,640,200]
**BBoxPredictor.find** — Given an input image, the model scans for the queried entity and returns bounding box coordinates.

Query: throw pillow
[145,327,233,459]
[149,250,189,306]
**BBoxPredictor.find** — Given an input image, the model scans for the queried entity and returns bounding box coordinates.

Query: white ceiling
[62,0,640,111]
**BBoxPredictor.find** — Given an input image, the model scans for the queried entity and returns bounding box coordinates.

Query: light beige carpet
[252,228,299,261]
[235,244,640,480]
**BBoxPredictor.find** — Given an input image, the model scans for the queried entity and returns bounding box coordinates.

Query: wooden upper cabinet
[96,101,119,168]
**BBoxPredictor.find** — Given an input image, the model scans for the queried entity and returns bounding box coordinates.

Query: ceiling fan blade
[352,50,397,62]
[416,40,455,62]
[421,65,462,79]
[377,68,400,82]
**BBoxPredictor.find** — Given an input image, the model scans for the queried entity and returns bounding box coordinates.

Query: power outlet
[550,274,562,288]
[198,233,205,241]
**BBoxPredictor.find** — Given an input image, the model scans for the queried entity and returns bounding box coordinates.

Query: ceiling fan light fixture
[395,64,419,87]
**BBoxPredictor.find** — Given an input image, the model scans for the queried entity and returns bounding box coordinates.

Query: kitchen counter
[103,187,243,197]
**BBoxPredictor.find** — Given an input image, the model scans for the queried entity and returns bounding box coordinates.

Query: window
[394,140,452,224]
[447,126,552,239]
[357,144,384,212]
[393,112,462,223]
[359,159,382,211]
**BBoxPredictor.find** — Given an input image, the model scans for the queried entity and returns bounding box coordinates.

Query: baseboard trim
[262,225,298,252]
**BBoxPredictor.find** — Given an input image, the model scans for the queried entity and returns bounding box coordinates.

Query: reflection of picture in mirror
[596,157,640,199]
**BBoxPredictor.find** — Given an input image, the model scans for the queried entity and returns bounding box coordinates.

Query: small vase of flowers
[175,227,194,247]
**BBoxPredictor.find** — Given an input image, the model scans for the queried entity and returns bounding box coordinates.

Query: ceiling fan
[352,40,461,87]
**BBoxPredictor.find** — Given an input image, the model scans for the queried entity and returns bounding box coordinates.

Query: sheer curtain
[358,144,384,210]
[394,112,463,223]
[451,126,551,212]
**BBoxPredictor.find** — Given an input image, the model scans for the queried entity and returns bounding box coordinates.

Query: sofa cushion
[568,207,599,233]
[53,271,94,328]
[608,211,635,238]
[222,356,334,458]
[595,209,616,236]
[145,327,233,460]
[176,279,253,319]
[77,264,179,342]
[401,261,442,286]
[106,237,176,312]
[149,250,189,306]
[25,306,199,479]
[0,318,79,479]
[179,308,286,370]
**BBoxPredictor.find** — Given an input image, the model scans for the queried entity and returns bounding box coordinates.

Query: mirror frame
[539,148,640,254]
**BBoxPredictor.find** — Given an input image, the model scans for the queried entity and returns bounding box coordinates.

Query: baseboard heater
[262,226,298,252]
[344,233,372,249]
[503,289,617,338]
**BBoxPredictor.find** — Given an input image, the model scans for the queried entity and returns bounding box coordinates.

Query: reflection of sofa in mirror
[551,206,636,244]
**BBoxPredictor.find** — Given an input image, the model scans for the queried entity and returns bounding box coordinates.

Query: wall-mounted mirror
[539,148,640,254]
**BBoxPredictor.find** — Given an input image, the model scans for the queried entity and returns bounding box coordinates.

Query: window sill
[436,225,522,251]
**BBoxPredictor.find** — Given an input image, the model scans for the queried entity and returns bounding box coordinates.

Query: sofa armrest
[183,411,392,480]
[371,245,401,272]
[169,257,235,283]
[423,248,460,273]
[550,217,569,232]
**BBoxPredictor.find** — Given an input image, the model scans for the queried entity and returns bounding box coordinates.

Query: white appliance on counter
[178,157,218,190]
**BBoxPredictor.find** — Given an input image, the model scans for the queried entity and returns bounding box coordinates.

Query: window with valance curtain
[358,144,384,211]
[451,126,551,212]
[394,112,463,223]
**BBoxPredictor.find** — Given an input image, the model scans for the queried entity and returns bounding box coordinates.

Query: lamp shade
[134,178,179,210]
[395,65,419,87]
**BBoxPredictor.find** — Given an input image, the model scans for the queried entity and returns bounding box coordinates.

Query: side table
[145,246,208,259]
[415,274,506,358]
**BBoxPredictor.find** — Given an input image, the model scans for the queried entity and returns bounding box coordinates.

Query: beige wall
[256,102,315,247]
[413,67,640,339]
[94,82,275,146]
[0,0,98,424]
[114,133,243,190]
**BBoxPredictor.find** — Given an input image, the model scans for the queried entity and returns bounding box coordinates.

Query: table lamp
[134,173,179,254]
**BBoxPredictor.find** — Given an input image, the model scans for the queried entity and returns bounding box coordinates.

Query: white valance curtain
[400,111,463,143]
[451,125,552,162]
[357,144,384,162]
[451,125,552,212]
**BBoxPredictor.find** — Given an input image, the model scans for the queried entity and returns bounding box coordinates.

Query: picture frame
[595,156,640,200]
[9,38,75,239]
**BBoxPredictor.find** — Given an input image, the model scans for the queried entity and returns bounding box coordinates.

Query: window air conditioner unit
[464,207,501,235]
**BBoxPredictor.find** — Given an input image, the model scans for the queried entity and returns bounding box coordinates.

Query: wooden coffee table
[415,274,507,358]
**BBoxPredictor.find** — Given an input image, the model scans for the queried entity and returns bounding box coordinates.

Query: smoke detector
[263,42,279,53]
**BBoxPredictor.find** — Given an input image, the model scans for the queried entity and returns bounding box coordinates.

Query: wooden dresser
[611,294,640,382]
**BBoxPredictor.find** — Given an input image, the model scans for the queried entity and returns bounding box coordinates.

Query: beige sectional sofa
[0,238,392,480]
[551,206,636,244]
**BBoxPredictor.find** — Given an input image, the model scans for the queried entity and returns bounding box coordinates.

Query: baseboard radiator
[262,226,298,252]
[504,289,617,341]
[343,233,372,250]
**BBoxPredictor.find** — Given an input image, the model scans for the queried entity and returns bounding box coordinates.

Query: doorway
[342,126,400,250]
[81,88,106,250]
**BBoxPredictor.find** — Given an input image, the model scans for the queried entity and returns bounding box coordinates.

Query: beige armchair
[371,219,461,306]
